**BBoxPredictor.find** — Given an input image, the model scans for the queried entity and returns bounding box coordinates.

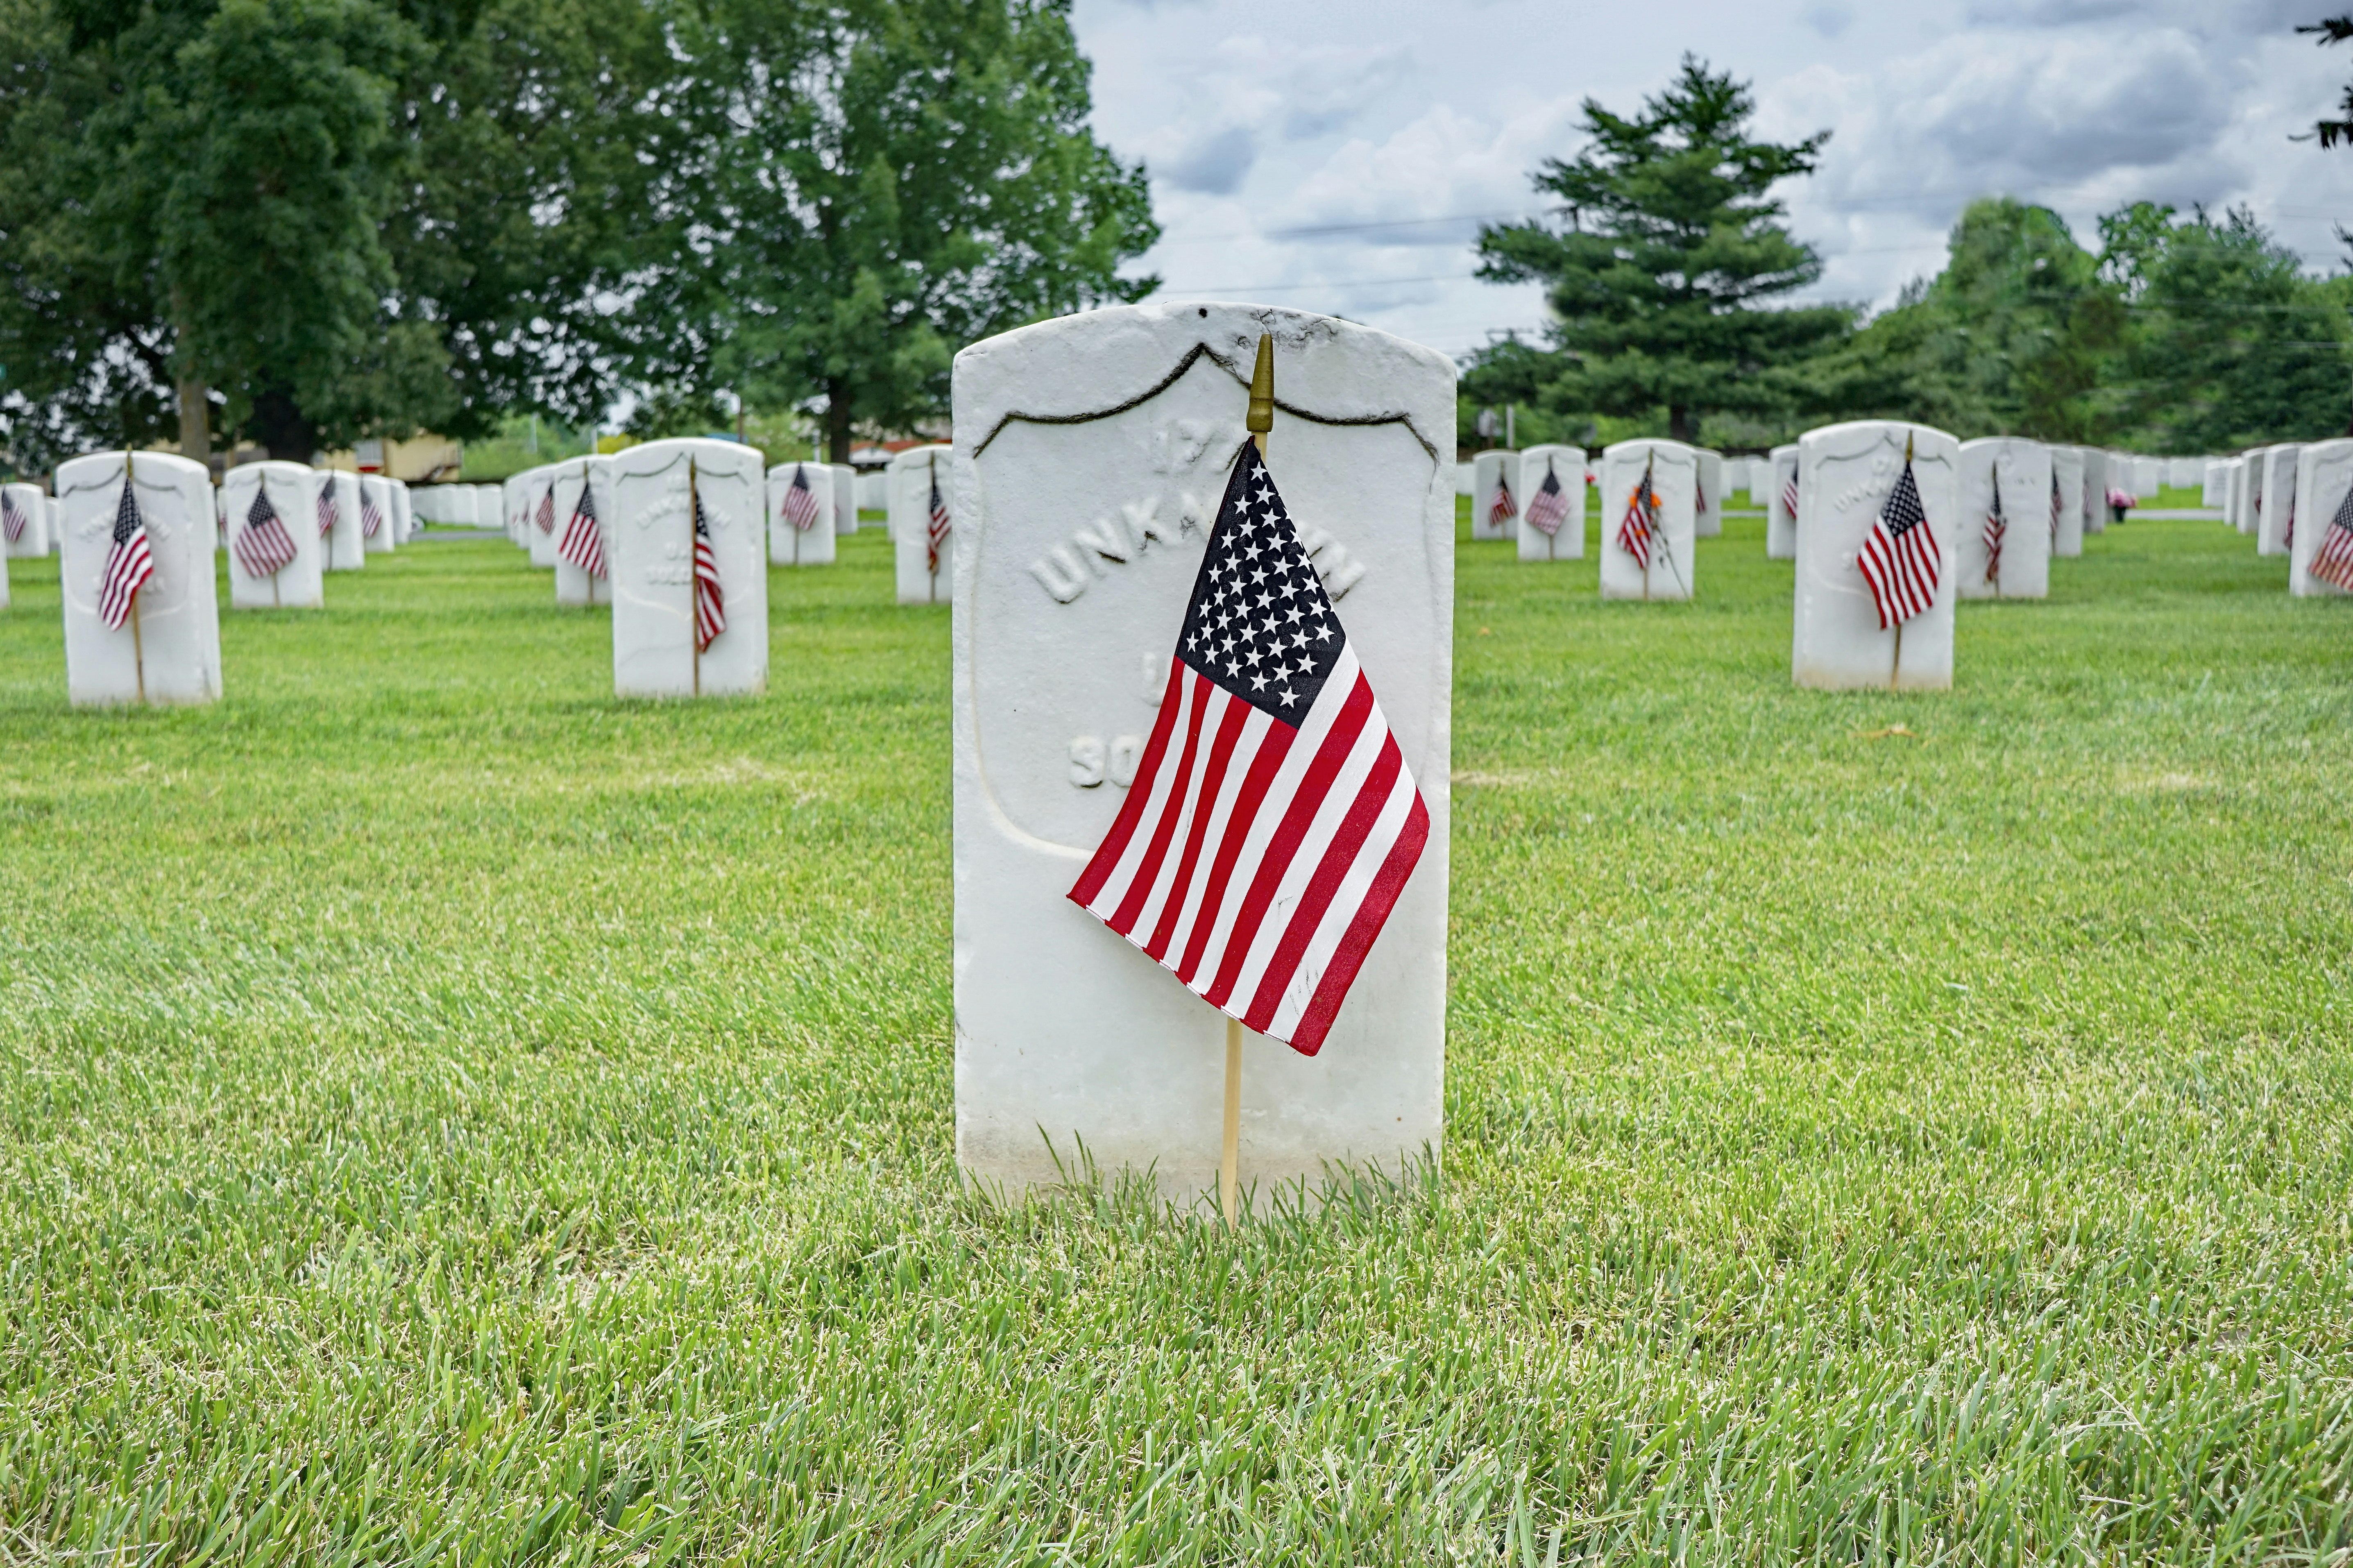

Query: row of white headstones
[2205,444,2353,598]
[3,458,423,707]
[489,444,959,698]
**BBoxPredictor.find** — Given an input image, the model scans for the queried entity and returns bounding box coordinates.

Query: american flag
[1068,440,1428,1057]
[360,488,385,539]
[1523,460,1570,537]
[1857,450,1941,631]
[780,463,821,531]
[2049,473,2063,545]
[927,458,951,576]
[692,488,725,651]
[557,477,606,578]
[316,478,338,538]
[1488,470,1516,527]
[1981,478,2005,586]
[2312,482,2353,591]
[1780,471,1799,522]
[1616,458,1659,569]
[233,483,298,580]
[1,490,27,544]
[98,464,155,632]
[535,485,555,535]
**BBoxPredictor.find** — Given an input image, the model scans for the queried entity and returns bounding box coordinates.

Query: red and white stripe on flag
[558,485,606,579]
[234,487,299,580]
[98,475,155,632]
[1067,442,1427,1057]
[691,494,725,651]
[1488,473,1516,526]
[1855,457,1941,631]
[781,465,821,531]
[2313,484,2353,591]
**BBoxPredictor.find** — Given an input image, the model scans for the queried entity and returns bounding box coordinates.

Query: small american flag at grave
[2050,473,2063,545]
[926,458,951,576]
[2313,482,2353,592]
[1616,458,1659,570]
[1782,472,1799,521]
[315,480,338,538]
[1523,459,1570,537]
[1982,478,2005,586]
[1067,439,1429,1058]
[780,464,821,531]
[536,485,556,535]
[235,485,299,580]
[1,490,27,544]
[1488,470,1516,527]
[692,489,725,651]
[558,480,605,579]
[360,489,385,539]
[98,464,155,632]
[1857,445,1941,631]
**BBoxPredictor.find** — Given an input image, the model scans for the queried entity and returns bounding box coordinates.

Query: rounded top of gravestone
[610,436,761,477]
[1771,443,1799,459]
[952,301,1455,465]
[1603,437,1697,460]
[58,449,209,487]
[887,443,952,473]
[227,460,314,482]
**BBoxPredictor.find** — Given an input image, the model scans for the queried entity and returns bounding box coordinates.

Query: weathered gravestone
[1514,445,1586,562]
[1598,440,1696,600]
[1768,443,1799,560]
[1471,449,1518,542]
[3,481,48,561]
[2291,440,2353,597]
[1793,421,1959,691]
[553,457,614,607]
[360,474,397,555]
[2049,446,2085,558]
[888,444,956,604]
[1956,438,2052,600]
[606,438,766,697]
[220,462,326,610]
[56,451,222,707]
[2258,445,2301,557]
[830,463,857,535]
[767,461,837,566]
[3,481,46,559]
[323,470,365,570]
[2079,448,2108,535]
[390,478,414,543]
[1694,449,1723,538]
[2201,460,2226,510]
[948,300,1453,1203]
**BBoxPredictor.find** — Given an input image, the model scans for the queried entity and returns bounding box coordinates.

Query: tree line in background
[1464,59,2353,459]
[0,0,1156,475]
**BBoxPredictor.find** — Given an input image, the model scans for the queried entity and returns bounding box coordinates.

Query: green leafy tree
[687,0,1160,460]
[1469,56,1849,445]
[2102,202,2353,450]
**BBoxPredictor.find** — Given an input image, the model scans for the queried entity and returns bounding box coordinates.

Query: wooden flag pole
[1218,333,1277,1230]
[688,455,701,697]
[1891,433,1913,691]
[125,452,147,705]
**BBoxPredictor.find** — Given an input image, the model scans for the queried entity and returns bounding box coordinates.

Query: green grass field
[1,505,2348,1563]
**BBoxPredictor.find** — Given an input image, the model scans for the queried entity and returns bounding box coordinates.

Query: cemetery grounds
[0,495,2348,1563]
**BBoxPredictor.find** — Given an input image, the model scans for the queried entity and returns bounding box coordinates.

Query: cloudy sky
[1068,0,2353,360]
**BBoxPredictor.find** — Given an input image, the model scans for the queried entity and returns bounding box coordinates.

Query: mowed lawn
[1,501,2349,1563]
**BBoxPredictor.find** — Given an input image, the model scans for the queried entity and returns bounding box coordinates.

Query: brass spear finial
[1247,334,1274,456]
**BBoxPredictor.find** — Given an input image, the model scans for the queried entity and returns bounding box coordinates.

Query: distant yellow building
[315,435,464,483]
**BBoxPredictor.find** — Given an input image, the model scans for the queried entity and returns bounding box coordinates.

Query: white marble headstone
[767,461,837,566]
[56,451,222,707]
[948,300,1453,1204]
[388,478,412,542]
[857,471,886,511]
[2292,440,2353,597]
[323,470,365,570]
[519,467,562,565]
[2049,446,2085,558]
[2201,460,2226,510]
[1768,443,1799,560]
[1514,445,1586,562]
[1793,421,1960,691]
[221,462,326,610]
[888,445,956,604]
[2079,448,2107,535]
[3,481,46,558]
[2258,445,2301,557]
[1694,449,1723,538]
[830,463,857,535]
[1598,440,1697,601]
[606,438,766,696]
[1956,438,2052,600]
[552,456,615,607]
[360,474,397,555]
[1471,450,1517,542]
